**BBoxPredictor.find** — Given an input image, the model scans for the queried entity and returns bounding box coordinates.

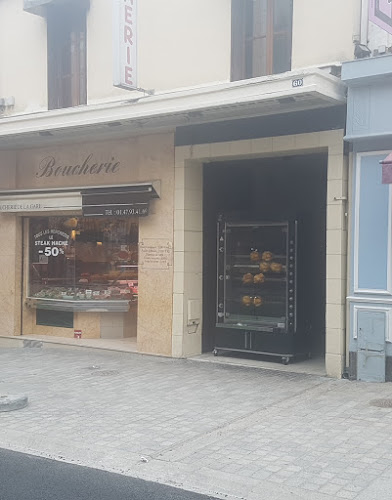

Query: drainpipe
[360,0,369,44]
[353,0,369,45]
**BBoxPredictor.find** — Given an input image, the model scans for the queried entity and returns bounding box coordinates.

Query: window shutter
[231,0,247,81]
[47,5,87,110]
[231,0,293,81]
[272,0,293,74]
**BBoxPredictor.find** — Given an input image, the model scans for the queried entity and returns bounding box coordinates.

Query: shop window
[36,309,74,329]
[47,3,87,110]
[231,0,293,81]
[29,217,139,305]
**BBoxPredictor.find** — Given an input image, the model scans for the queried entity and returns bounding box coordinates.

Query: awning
[81,184,159,218]
[0,191,81,214]
[24,0,89,15]
[24,0,56,10]
[381,153,392,184]
[0,181,160,216]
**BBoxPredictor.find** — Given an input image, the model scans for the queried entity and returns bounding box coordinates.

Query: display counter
[26,297,132,312]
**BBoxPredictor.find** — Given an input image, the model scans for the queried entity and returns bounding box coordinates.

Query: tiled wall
[174,130,348,377]
[0,133,175,356]
[0,214,22,336]
[172,155,203,357]
[325,136,348,378]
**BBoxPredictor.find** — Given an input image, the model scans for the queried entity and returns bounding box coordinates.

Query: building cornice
[0,70,346,149]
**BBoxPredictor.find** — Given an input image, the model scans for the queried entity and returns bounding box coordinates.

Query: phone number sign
[83,204,149,217]
[370,0,392,35]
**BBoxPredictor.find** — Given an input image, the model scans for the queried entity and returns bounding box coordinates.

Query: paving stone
[337,490,358,499]
[319,483,342,495]
[302,483,321,491]
[251,470,272,481]
[1,348,392,499]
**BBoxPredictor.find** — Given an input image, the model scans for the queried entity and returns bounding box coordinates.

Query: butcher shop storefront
[0,133,175,355]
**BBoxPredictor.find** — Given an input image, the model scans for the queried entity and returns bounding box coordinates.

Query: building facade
[0,0,377,378]
[343,55,392,382]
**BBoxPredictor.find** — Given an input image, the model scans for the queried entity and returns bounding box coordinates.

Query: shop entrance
[203,153,327,361]
[23,216,139,342]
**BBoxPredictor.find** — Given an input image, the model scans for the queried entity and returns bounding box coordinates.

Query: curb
[0,395,28,413]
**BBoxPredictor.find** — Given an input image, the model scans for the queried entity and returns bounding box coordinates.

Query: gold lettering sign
[36,154,121,178]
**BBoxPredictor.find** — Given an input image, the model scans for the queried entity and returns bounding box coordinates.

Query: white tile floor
[191,352,327,377]
[0,334,326,376]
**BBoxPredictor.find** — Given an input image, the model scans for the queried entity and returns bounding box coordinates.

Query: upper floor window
[231,0,293,81]
[47,4,87,110]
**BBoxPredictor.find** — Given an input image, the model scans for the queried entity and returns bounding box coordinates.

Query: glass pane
[252,35,267,77]
[223,223,289,331]
[273,0,292,31]
[273,34,291,74]
[247,0,268,77]
[253,0,267,37]
[29,216,139,302]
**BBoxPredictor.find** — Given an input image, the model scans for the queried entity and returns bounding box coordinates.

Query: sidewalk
[1,347,392,500]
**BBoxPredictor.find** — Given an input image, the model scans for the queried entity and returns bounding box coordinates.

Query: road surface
[0,448,218,500]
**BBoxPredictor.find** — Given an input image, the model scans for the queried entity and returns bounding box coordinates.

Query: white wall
[0,0,47,115]
[1,0,361,115]
[292,0,358,69]
[86,0,133,104]
[87,0,231,104]
[137,0,231,91]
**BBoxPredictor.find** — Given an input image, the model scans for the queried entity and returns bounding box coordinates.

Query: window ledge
[26,297,132,313]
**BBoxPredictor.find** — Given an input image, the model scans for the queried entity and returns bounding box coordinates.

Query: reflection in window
[231,0,293,80]
[47,2,88,110]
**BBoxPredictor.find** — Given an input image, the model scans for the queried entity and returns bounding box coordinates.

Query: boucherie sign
[36,155,121,178]
[113,0,137,90]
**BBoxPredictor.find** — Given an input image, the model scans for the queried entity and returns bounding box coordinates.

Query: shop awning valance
[81,183,160,218]
[0,182,160,216]
[24,0,89,14]
[381,153,392,184]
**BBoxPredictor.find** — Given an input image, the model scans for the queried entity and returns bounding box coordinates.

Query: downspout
[353,0,369,44]
[360,0,369,44]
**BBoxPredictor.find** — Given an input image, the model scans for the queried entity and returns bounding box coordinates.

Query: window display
[29,216,138,309]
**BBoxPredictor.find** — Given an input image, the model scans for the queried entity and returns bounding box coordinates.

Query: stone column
[0,214,22,336]
[172,148,203,357]
[136,134,175,356]
[325,131,348,378]
[0,151,21,337]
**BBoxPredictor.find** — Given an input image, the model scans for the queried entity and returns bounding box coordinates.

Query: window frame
[47,3,87,110]
[231,0,293,81]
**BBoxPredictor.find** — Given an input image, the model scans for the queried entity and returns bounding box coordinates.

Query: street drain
[370,399,392,408]
[91,370,119,377]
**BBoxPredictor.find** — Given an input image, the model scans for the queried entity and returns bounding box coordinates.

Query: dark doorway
[202,153,327,358]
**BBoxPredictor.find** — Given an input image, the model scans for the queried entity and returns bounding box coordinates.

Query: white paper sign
[139,239,173,270]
